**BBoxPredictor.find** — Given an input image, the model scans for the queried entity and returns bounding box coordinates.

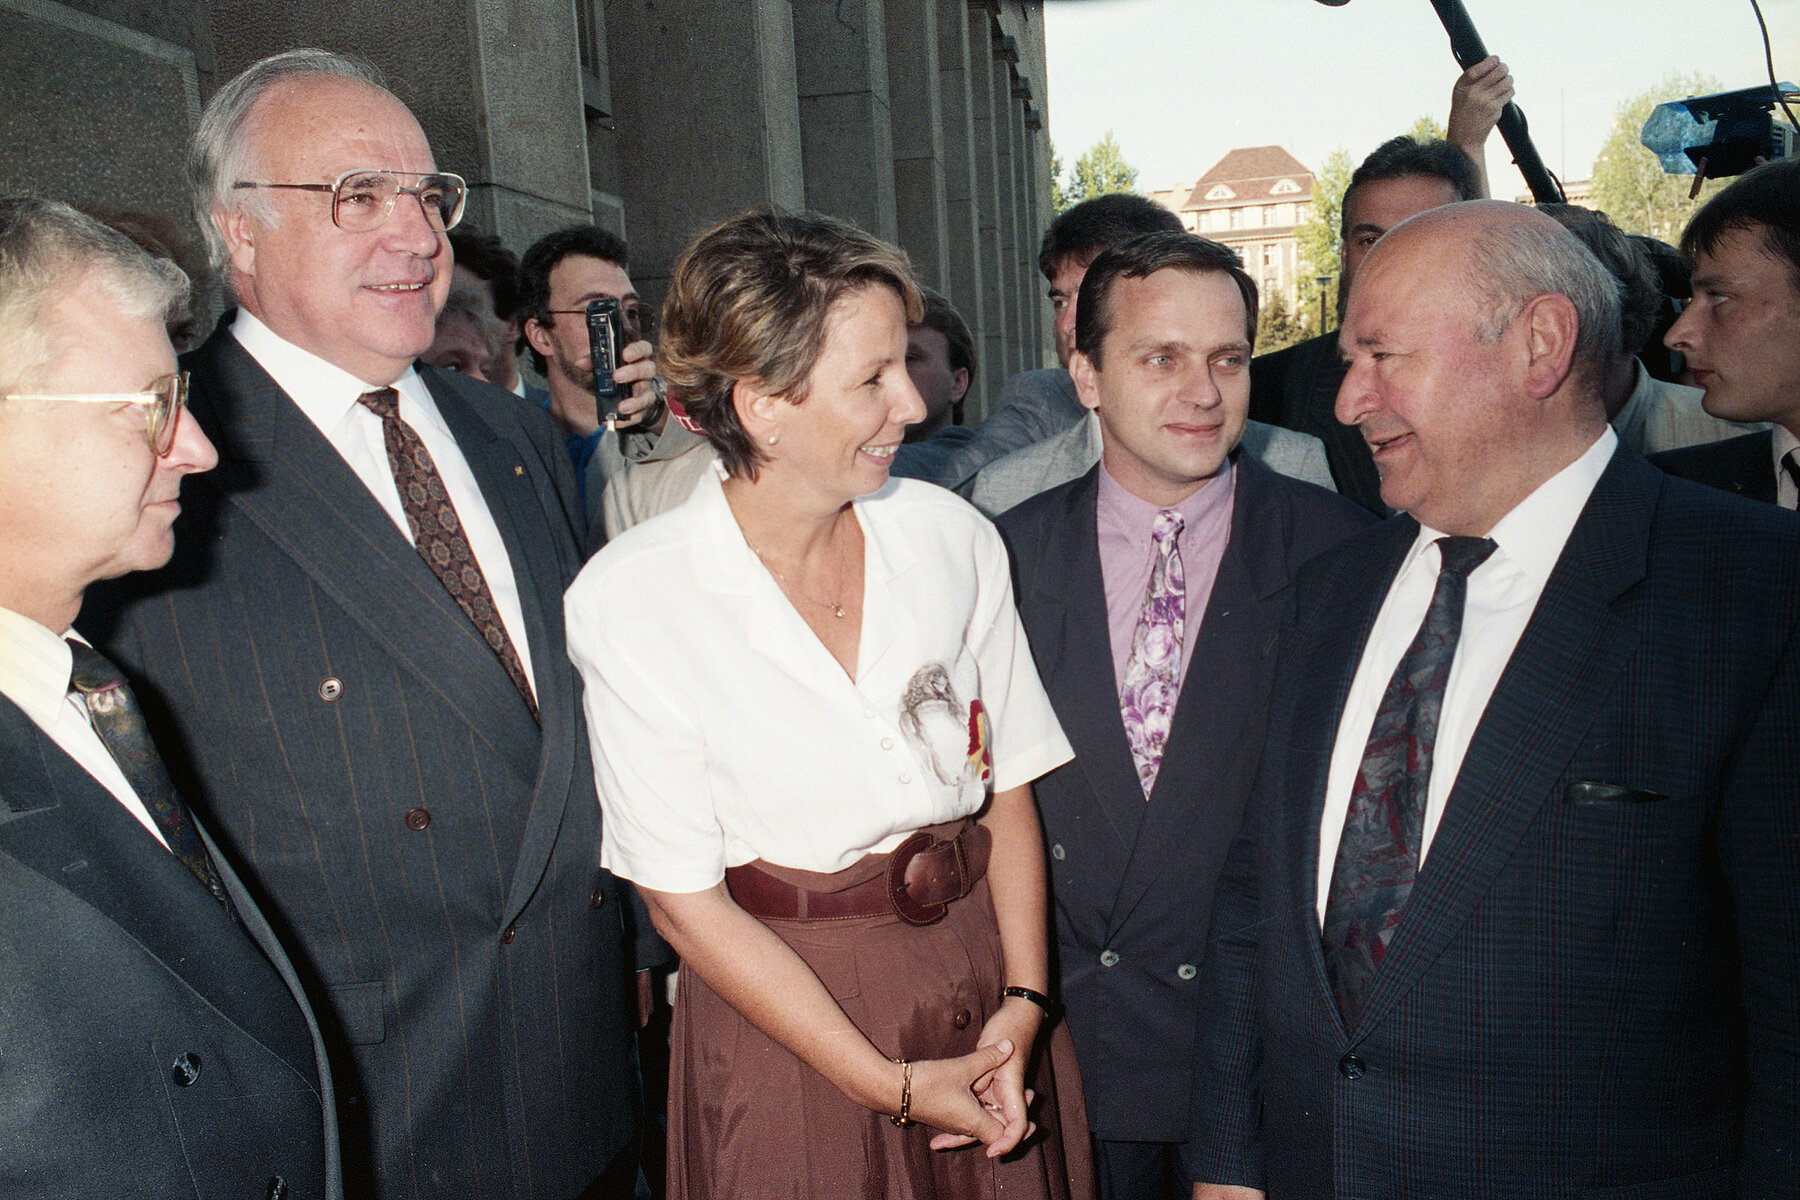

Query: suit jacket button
[170,1052,202,1086]
[953,1009,972,1030]
[404,807,431,831]
[267,1177,288,1200]
[501,923,518,944]
[1050,843,1066,861]
[590,886,607,909]
[1339,1053,1366,1080]
[1099,949,1120,968]
[317,677,343,701]
[1177,963,1197,980]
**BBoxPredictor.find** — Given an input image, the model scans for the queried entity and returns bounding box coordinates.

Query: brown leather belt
[726,822,992,926]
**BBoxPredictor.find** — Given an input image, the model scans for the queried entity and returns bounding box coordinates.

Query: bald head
[1336,201,1615,536]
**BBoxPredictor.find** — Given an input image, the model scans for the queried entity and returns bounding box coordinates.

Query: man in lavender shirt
[994,231,1371,1200]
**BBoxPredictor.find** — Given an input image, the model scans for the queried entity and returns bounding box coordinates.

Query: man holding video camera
[519,224,695,546]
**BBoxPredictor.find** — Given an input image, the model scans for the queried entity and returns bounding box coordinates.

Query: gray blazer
[969,410,1336,517]
[87,328,641,1200]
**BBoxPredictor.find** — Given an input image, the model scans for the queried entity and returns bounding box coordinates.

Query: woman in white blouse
[566,209,1092,1199]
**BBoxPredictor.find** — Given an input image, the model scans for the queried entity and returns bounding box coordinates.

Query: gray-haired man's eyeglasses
[233,168,467,232]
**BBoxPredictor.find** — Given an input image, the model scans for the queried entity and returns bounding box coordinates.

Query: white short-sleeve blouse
[566,467,1073,894]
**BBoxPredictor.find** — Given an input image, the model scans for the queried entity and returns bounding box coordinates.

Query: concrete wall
[1,0,1055,415]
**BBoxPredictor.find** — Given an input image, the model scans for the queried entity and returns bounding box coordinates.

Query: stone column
[988,40,1023,378]
[934,0,986,412]
[883,0,947,291]
[791,0,897,242]
[965,6,1008,405]
[605,0,806,302]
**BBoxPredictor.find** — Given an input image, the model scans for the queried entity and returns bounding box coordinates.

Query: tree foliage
[1293,146,1354,336]
[1057,131,1139,212]
[1591,72,1727,245]
[1408,114,1448,144]
[1255,288,1307,354]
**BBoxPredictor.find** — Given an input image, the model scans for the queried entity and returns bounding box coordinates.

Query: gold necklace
[747,542,848,618]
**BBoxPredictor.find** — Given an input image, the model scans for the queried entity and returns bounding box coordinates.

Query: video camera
[1642,83,1798,190]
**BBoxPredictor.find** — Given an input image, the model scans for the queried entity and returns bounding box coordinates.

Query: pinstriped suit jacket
[87,328,639,1200]
[1188,448,1800,1199]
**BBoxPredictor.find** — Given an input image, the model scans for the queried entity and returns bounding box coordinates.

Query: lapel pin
[514,466,524,476]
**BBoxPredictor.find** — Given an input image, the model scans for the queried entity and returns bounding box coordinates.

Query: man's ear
[215,207,257,281]
[951,367,971,406]
[523,316,555,360]
[1069,350,1102,412]
[1520,292,1579,400]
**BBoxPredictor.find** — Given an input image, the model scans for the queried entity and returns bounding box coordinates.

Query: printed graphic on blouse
[899,662,992,787]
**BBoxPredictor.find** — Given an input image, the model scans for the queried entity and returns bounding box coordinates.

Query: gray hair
[0,196,187,394]
[189,48,385,270]
[1464,216,1623,399]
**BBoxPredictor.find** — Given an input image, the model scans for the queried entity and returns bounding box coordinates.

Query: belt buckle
[887,830,949,926]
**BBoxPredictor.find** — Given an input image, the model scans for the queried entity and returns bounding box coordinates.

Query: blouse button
[899,773,912,785]
[863,710,876,720]
[952,1009,972,1030]
[880,737,894,750]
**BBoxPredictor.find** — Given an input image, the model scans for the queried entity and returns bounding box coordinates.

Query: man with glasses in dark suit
[89,50,643,1200]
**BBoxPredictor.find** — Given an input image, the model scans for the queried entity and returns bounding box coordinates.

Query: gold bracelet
[890,1058,913,1128]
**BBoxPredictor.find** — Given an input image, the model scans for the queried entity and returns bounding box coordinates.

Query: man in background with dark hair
[1540,203,1760,455]
[996,230,1369,1199]
[518,223,690,542]
[446,225,525,393]
[1652,158,1800,509]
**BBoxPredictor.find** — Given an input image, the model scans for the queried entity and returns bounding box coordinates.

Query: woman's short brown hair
[658,208,922,479]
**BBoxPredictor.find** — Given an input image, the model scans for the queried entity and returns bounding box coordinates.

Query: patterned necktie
[358,388,538,721]
[1322,535,1497,1026]
[1120,509,1186,797]
[66,640,234,910]
[1782,451,1799,510]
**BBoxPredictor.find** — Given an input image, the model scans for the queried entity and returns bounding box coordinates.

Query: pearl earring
[768,432,779,445]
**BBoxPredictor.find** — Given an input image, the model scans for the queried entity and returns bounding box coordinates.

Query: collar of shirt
[1771,424,1799,505]
[1399,424,1619,591]
[0,605,76,729]
[231,308,444,444]
[1095,453,1237,549]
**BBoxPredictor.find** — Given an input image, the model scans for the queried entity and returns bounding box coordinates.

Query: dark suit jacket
[1189,448,1800,1198]
[1651,428,1779,504]
[0,696,338,1198]
[1249,332,1387,516]
[86,329,639,1200]
[996,455,1372,1142]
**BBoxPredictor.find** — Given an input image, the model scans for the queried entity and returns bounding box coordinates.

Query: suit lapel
[1107,459,1292,934]
[1031,472,1146,855]
[189,333,540,782]
[423,369,582,924]
[0,697,313,1077]
[1350,453,1656,1035]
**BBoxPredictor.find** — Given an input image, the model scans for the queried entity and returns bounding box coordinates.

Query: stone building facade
[0,0,1055,413]
[1150,145,1315,319]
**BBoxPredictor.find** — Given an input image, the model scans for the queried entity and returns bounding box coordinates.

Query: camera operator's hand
[605,338,667,434]
[1449,55,1514,199]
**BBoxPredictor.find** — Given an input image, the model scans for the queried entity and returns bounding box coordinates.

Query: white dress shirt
[0,607,168,848]
[567,467,1074,893]
[1316,427,1619,921]
[231,310,536,694]
[1772,425,1799,511]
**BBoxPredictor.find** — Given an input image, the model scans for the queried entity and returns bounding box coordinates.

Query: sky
[1042,0,1800,196]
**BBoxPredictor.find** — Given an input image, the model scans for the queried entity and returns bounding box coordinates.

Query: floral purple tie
[1120,509,1186,797]
[67,640,234,911]
[358,388,538,721]
[1322,535,1496,1027]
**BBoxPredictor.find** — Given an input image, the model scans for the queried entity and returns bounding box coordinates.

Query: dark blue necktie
[1322,535,1497,1027]
[67,640,234,912]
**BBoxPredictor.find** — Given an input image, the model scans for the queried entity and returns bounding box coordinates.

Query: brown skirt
[668,831,1095,1199]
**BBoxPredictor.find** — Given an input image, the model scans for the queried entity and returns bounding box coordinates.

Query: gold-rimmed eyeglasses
[234,168,468,232]
[2,371,190,456]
